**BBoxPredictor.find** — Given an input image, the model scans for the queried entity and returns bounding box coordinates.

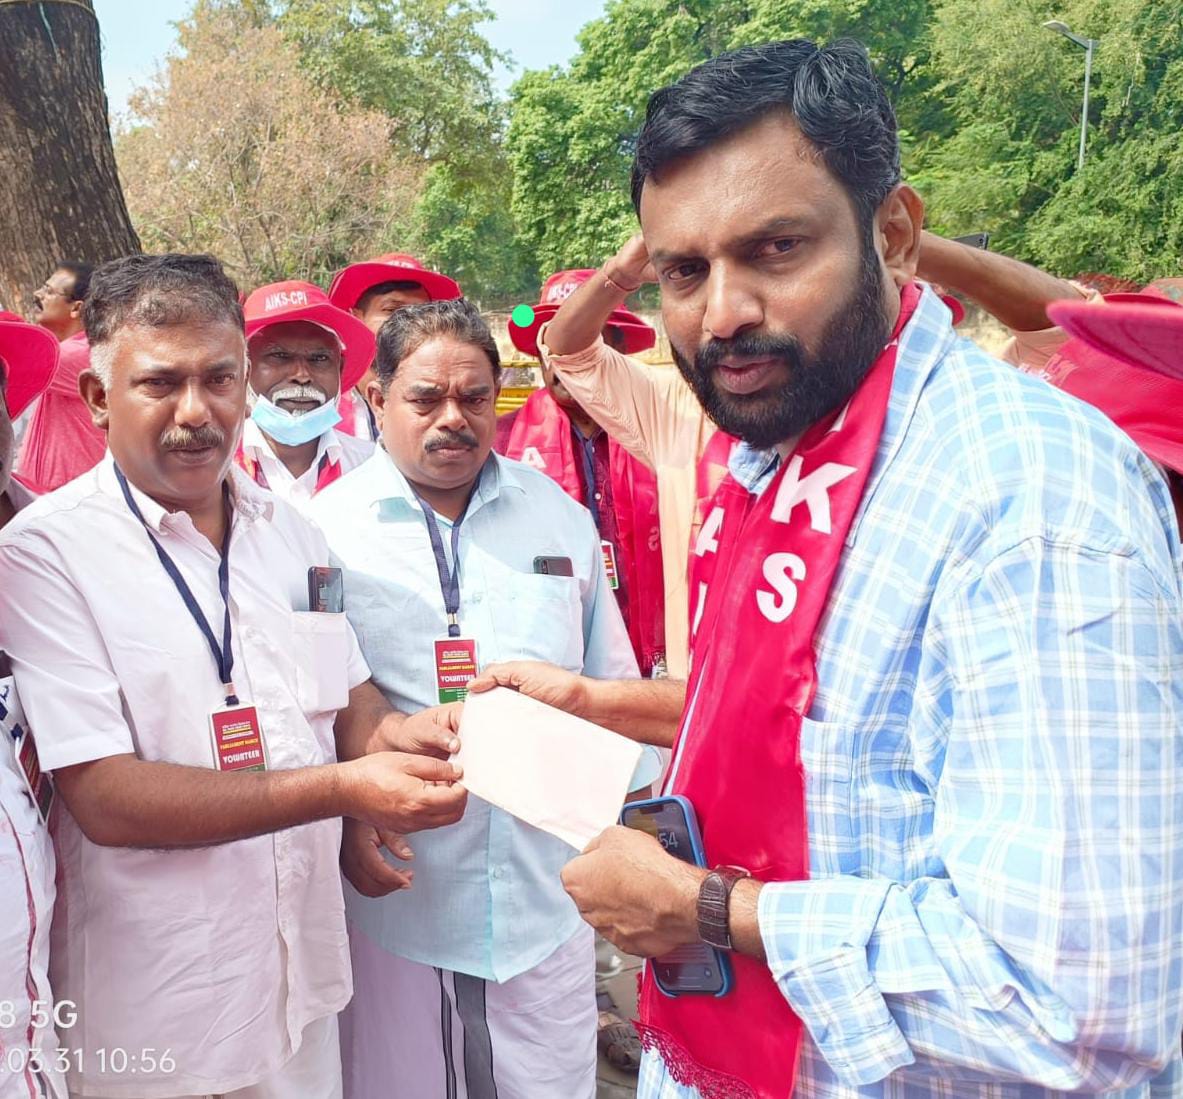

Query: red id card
[209,704,267,771]
[435,638,478,703]
[601,540,620,590]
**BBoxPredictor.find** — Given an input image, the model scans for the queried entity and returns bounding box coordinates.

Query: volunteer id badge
[209,703,267,772]
[601,540,620,590]
[435,638,478,703]
[1,672,54,823]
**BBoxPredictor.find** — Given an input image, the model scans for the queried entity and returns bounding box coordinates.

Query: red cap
[327,253,462,312]
[1040,295,1183,474]
[243,281,376,393]
[0,311,59,419]
[508,269,657,359]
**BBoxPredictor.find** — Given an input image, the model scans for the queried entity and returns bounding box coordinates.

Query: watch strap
[697,867,747,950]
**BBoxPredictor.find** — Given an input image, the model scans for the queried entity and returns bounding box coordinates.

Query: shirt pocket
[798,714,857,875]
[485,573,584,671]
[290,611,351,715]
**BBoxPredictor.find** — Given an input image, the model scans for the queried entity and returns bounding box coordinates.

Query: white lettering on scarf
[770,455,857,534]
[520,445,548,473]
[695,506,724,557]
[756,552,807,623]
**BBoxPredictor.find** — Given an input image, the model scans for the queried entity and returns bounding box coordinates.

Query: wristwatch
[696,867,749,950]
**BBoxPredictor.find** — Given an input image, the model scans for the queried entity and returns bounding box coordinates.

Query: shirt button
[595,492,603,501]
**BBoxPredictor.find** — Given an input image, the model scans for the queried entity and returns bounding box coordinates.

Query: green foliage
[127,0,1181,290]
[412,162,538,307]
[276,0,505,176]
[508,0,1181,282]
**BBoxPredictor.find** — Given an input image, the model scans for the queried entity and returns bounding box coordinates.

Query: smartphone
[620,795,733,997]
[953,231,991,251]
[533,555,574,577]
[307,566,344,613]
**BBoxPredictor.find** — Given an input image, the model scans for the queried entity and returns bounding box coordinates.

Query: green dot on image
[511,304,535,327]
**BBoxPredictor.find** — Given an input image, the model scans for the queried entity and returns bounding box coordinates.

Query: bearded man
[472,38,1183,1098]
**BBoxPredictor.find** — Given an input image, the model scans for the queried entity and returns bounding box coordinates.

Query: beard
[671,242,893,449]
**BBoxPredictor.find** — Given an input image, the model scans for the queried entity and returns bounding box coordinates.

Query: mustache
[269,383,328,406]
[425,429,479,452]
[160,425,226,452]
[692,330,805,379]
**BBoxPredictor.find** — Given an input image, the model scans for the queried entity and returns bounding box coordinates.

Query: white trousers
[78,1013,341,1099]
[341,925,596,1099]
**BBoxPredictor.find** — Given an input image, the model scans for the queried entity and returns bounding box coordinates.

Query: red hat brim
[508,303,657,359]
[1047,298,1183,382]
[0,317,59,419]
[327,261,461,311]
[246,301,376,393]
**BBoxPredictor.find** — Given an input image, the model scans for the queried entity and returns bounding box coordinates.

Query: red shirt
[17,331,106,492]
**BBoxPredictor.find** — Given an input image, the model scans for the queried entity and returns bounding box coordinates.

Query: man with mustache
[472,38,1183,1098]
[238,280,376,509]
[0,253,468,1099]
[309,298,653,1098]
[16,260,107,492]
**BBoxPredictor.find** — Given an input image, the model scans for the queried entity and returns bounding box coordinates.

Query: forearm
[916,231,1083,331]
[545,269,631,355]
[56,754,349,849]
[580,677,686,748]
[335,678,403,761]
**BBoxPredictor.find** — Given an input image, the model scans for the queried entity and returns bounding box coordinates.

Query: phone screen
[620,798,730,996]
[308,566,344,613]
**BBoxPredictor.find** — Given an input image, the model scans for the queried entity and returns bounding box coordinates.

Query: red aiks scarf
[504,389,666,675]
[234,442,342,494]
[638,284,921,1098]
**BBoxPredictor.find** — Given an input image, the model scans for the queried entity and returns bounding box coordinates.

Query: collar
[362,447,526,518]
[728,285,958,546]
[242,416,341,468]
[97,451,275,534]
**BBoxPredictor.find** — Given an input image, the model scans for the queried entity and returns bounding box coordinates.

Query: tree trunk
[0,0,140,314]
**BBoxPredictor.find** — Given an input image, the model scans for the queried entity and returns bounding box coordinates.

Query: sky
[92,0,608,117]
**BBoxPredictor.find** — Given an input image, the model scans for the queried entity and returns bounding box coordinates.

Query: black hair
[84,253,243,347]
[375,299,500,391]
[56,261,95,302]
[631,39,900,231]
[356,279,428,312]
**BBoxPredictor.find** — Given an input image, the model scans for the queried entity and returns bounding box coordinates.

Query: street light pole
[1078,37,1094,170]
[1042,20,1100,170]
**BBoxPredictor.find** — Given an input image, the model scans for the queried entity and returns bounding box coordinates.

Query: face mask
[250,394,342,446]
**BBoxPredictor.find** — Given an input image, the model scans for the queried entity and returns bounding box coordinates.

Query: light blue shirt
[641,288,1183,1097]
[310,449,640,981]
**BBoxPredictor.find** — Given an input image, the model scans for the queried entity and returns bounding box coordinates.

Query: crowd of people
[1,35,1181,1099]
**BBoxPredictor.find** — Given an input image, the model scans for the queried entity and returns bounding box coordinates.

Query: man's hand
[469,661,589,716]
[561,825,705,957]
[370,703,462,759]
[341,751,467,834]
[341,819,416,897]
[605,233,658,291]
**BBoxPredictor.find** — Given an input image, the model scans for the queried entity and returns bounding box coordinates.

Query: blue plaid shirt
[642,288,1183,1097]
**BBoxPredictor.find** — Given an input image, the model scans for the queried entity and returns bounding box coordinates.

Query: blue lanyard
[573,427,602,530]
[411,490,469,639]
[114,464,239,705]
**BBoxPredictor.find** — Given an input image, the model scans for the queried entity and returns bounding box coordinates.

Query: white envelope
[455,687,644,850]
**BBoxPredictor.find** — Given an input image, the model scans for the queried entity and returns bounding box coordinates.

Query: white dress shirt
[0,455,369,1098]
[1,477,66,1099]
[240,418,374,511]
